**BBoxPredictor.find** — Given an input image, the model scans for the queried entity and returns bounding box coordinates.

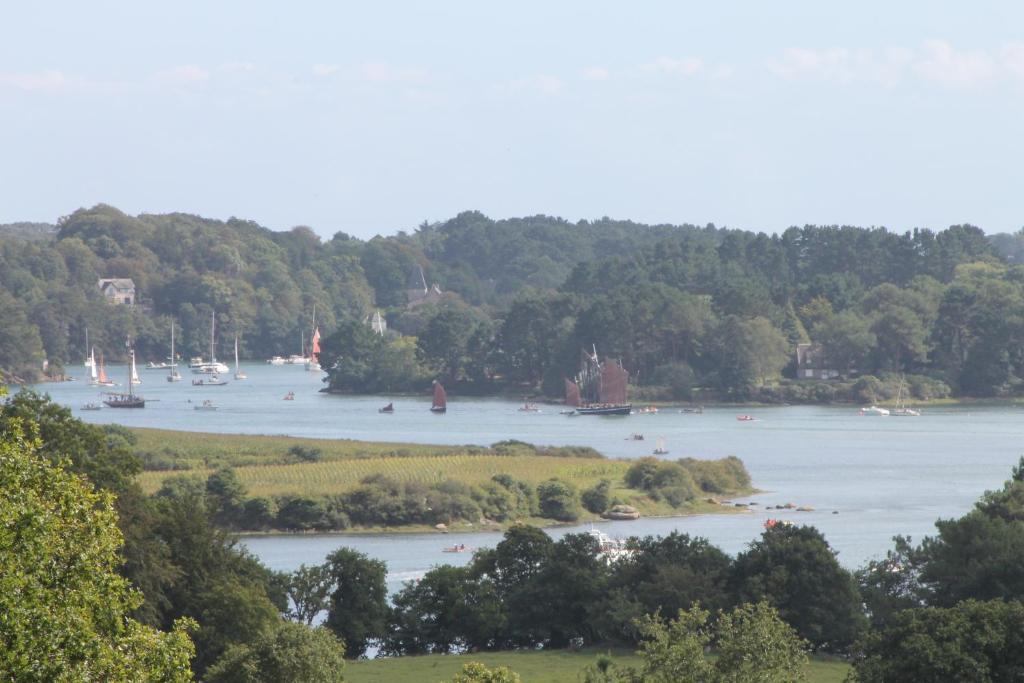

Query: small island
[132,428,755,533]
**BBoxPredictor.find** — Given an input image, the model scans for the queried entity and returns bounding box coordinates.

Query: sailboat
[287,329,309,364]
[130,350,142,385]
[94,353,116,387]
[234,335,247,380]
[891,377,921,416]
[167,322,182,382]
[88,347,99,384]
[192,311,230,374]
[103,349,145,408]
[430,381,447,413]
[305,307,321,372]
[84,327,94,370]
[653,437,669,455]
[566,346,632,416]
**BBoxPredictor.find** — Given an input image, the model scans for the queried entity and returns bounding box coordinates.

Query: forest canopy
[3,205,1023,400]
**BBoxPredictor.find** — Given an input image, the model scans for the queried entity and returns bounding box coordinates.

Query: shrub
[537,479,581,521]
[581,479,612,514]
[288,445,323,463]
[276,497,329,531]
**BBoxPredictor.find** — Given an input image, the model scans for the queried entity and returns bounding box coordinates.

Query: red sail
[599,361,629,404]
[311,327,321,357]
[565,379,581,407]
[432,382,447,409]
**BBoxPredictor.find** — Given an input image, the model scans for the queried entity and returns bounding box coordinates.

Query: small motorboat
[146,361,171,370]
[81,403,102,411]
[194,400,218,411]
[379,402,394,413]
[518,401,540,412]
[193,374,228,386]
[736,415,755,422]
[283,391,295,401]
[442,543,472,553]
[627,433,645,441]
[680,406,704,414]
[635,405,658,414]
[266,356,286,365]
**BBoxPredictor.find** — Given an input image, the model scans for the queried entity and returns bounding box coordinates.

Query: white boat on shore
[860,405,890,416]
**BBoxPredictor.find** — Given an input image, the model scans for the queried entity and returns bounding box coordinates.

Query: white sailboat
[891,377,921,416]
[88,347,99,384]
[167,321,182,382]
[84,327,94,369]
[653,437,669,455]
[130,348,142,385]
[192,311,230,374]
[234,335,247,380]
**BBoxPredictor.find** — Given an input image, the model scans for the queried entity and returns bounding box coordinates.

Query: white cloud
[1003,43,1024,80]
[155,65,210,85]
[914,40,994,86]
[581,66,610,81]
[311,63,342,77]
[641,56,703,77]
[492,74,565,97]
[218,61,256,74]
[0,69,72,91]
[359,61,429,84]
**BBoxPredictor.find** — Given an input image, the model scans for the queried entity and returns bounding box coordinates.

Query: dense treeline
[5,204,1024,401]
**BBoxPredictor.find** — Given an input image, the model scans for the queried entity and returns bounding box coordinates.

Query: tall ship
[103,347,145,409]
[565,346,631,416]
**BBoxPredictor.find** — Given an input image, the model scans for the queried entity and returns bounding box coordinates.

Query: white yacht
[192,311,230,374]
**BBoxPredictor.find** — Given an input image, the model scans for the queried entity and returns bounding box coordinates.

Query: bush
[853,375,888,403]
[537,479,581,521]
[241,497,277,530]
[288,445,323,462]
[581,479,612,514]
[276,497,329,531]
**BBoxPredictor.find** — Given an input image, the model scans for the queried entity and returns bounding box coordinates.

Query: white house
[97,278,136,305]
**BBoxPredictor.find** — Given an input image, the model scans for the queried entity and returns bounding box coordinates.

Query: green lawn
[345,649,851,682]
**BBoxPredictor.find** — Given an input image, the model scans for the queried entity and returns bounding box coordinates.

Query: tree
[204,622,345,683]
[634,602,808,683]
[731,524,865,652]
[582,479,613,514]
[324,548,388,658]
[812,311,875,377]
[0,415,195,681]
[536,478,581,521]
[417,303,486,383]
[850,600,1024,683]
[451,662,521,683]
[287,563,333,625]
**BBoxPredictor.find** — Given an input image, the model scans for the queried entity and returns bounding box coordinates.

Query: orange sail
[98,357,109,384]
[565,379,581,407]
[311,327,321,359]
[431,382,447,412]
[599,361,629,404]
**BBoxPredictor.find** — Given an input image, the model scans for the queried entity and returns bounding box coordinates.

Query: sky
[1,2,1023,239]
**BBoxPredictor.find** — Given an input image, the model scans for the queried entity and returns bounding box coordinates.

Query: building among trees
[97,278,136,305]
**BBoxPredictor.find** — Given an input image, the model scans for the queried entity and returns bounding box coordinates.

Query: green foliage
[849,600,1024,683]
[635,602,808,683]
[731,525,866,652]
[451,661,522,683]
[0,418,195,681]
[205,622,345,683]
[582,479,613,514]
[324,548,389,658]
[536,478,581,521]
[287,563,334,625]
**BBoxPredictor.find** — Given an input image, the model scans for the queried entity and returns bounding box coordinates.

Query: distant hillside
[0,222,56,240]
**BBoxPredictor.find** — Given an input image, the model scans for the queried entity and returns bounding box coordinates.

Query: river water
[20,362,1024,592]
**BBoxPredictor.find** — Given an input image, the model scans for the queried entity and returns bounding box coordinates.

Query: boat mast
[169,321,175,378]
[210,310,216,363]
[127,348,135,398]
[234,334,239,373]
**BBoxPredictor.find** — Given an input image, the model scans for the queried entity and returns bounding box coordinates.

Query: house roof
[97,278,135,290]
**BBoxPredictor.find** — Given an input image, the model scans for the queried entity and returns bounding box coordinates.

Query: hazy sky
[2,2,1023,239]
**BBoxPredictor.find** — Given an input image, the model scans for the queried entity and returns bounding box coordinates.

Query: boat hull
[574,404,632,416]
[430,407,446,414]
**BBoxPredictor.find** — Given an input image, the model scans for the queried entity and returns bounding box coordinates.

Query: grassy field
[130,428,753,524]
[345,649,851,682]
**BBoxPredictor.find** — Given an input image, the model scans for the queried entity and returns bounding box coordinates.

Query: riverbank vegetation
[128,426,752,532]
[7,205,1024,403]
[10,390,1024,679]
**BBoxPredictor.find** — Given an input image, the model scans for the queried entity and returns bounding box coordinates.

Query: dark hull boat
[104,347,145,408]
[565,346,631,416]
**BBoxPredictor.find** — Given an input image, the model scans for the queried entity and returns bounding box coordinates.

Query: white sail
[168,322,181,381]
[89,348,98,381]
[131,351,141,385]
[84,327,94,368]
[234,334,247,380]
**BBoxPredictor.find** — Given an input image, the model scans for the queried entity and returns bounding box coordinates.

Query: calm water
[20,362,1024,590]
